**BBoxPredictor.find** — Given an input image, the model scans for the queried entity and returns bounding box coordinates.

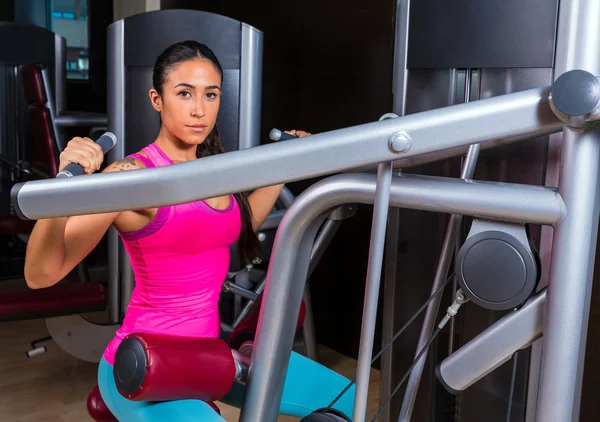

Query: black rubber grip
[56,132,118,178]
[269,128,297,142]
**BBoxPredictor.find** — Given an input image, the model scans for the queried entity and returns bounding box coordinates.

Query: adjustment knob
[550,69,600,126]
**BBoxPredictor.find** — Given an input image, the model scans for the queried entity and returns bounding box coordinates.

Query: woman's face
[150,59,222,146]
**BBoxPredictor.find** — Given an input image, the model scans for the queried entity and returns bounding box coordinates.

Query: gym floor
[0,296,381,421]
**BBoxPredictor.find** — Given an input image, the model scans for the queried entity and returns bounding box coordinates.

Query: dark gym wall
[86,0,113,112]
[0,1,14,21]
[160,0,397,359]
[64,0,113,113]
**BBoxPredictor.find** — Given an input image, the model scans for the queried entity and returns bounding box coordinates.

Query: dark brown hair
[152,40,261,264]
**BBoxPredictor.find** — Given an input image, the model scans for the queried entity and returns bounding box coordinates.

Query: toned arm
[24,157,146,288]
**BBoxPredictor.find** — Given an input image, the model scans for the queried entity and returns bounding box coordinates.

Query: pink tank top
[102,144,241,365]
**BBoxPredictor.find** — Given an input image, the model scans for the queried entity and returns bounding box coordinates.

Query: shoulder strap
[142,144,173,167]
[127,153,155,168]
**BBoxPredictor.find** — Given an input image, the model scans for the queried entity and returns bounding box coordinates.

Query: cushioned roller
[113,333,236,402]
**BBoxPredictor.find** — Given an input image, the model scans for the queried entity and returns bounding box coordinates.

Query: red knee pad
[113,333,236,402]
[228,292,306,351]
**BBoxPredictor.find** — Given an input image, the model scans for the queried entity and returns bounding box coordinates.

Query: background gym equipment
[13,36,599,422]
[8,0,600,420]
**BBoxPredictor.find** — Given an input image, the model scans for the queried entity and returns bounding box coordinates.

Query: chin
[178,133,209,146]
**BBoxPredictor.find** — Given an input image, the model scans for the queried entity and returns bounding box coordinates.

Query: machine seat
[0,283,106,322]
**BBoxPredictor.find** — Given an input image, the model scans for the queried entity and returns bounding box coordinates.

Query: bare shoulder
[103,155,147,173]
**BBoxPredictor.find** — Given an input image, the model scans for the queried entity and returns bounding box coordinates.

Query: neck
[154,126,197,163]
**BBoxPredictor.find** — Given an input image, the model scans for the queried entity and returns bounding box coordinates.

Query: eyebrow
[174,83,221,91]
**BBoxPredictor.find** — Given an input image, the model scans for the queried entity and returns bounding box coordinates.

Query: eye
[206,92,219,100]
[178,91,192,98]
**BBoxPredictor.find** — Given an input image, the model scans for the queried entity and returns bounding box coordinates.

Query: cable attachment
[439,289,469,329]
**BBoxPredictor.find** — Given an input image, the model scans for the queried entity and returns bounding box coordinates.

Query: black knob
[551,69,600,118]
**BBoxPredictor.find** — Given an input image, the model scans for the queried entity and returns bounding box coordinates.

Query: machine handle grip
[269,128,298,142]
[56,132,117,178]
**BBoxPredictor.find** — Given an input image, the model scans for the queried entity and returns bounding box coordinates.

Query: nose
[191,97,205,118]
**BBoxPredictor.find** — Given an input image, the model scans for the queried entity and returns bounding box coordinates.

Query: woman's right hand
[59,137,105,174]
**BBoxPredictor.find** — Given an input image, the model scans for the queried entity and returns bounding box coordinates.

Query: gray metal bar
[223,279,258,301]
[239,23,263,150]
[308,218,343,277]
[233,269,252,318]
[536,125,600,421]
[391,0,410,117]
[15,172,565,233]
[398,180,475,420]
[240,171,564,422]
[278,186,296,208]
[11,85,562,220]
[382,3,412,415]
[354,162,393,421]
[301,286,318,361]
[437,289,546,393]
[447,68,461,358]
[233,278,266,328]
[40,67,63,152]
[399,68,481,422]
[526,133,563,422]
[302,211,349,361]
[0,154,50,179]
[15,172,566,226]
[53,33,66,116]
[536,0,600,420]
[106,20,126,324]
[380,201,401,422]
[54,113,108,127]
[259,209,286,231]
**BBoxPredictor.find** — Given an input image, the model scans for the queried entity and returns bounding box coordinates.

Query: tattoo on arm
[113,158,138,171]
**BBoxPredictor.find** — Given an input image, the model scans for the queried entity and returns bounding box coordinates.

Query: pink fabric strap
[127,153,155,168]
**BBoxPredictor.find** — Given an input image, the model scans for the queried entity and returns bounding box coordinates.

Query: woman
[24,41,353,421]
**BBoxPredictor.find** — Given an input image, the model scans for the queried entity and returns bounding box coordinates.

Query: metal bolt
[388,131,411,153]
[258,232,266,242]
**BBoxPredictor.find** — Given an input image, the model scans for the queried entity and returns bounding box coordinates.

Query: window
[50,0,89,80]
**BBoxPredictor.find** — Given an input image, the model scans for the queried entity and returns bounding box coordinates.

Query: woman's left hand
[284,129,312,138]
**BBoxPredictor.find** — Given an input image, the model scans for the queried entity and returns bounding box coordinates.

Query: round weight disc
[456,230,538,310]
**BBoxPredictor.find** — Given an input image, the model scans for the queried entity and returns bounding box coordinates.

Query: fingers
[284,129,311,138]
[59,137,105,174]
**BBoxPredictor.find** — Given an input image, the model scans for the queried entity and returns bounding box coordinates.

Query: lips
[186,124,207,132]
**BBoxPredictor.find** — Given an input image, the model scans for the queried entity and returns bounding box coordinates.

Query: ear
[149,88,162,112]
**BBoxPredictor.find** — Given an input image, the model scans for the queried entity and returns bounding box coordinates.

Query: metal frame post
[399,68,481,422]
[353,163,393,421]
[238,172,564,422]
[535,1,600,421]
